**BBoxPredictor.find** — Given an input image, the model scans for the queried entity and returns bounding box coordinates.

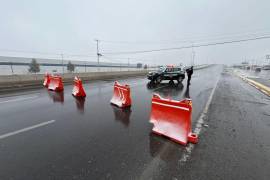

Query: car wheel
[169,80,174,85]
[177,76,183,83]
[156,76,162,83]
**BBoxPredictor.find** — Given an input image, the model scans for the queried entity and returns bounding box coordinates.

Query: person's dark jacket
[186,67,193,77]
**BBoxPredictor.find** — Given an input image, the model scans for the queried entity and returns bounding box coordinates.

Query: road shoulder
[233,69,270,96]
[179,68,270,180]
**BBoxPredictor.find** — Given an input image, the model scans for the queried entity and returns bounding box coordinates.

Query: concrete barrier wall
[0,65,212,90]
[0,70,150,88]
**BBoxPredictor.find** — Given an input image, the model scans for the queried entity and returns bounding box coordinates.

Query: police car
[147,65,185,83]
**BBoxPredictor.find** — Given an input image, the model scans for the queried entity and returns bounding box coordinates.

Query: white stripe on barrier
[152,101,189,111]
[116,86,128,91]
[120,88,125,101]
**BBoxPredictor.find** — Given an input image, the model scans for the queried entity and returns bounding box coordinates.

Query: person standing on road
[186,66,193,85]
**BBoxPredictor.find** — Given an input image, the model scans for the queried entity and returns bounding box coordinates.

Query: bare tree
[144,64,148,69]
[67,61,75,73]
[28,58,40,73]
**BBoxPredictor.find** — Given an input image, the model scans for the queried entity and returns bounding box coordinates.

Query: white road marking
[139,141,170,179]
[179,74,220,164]
[0,95,38,104]
[0,120,55,140]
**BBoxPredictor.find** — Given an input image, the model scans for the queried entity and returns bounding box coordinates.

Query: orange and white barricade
[43,73,51,87]
[150,94,198,145]
[110,81,132,108]
[48,75,64,92]
[72,76,86,97]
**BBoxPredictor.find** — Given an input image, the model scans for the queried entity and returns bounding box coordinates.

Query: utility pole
[10,62,14,75]
[61,53,64,74]
[266,54,270,65]
[128,58,130,71]
[95,39,101,71]
[191,43,195,66]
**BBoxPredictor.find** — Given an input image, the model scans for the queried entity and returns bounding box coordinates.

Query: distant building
[137,63,142,68]
[241,61,249,65]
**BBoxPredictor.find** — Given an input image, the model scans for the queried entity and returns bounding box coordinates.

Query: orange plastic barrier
[72,76,86,97]
[110,81,132,108]
[150,94,198,145]
[43,73,51,87]
[48,75,64,91]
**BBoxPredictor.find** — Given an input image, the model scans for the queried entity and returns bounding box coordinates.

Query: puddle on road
[47,90,64,104]
[146,81,185,99]
[111,105,132,128]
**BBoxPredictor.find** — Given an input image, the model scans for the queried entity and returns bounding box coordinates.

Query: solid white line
[152,101,190,111]
[0,96,38,104]
[0,120,55,140]
[179,74,220,164]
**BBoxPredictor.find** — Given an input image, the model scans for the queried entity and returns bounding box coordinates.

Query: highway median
[0,70,150,94]
[0,65,212,94]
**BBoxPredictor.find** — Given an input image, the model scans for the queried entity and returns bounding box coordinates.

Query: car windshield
[158,67,166,72]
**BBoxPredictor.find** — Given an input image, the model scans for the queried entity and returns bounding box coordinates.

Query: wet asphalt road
[0,65,269,180]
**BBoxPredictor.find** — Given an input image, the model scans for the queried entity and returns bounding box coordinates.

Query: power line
[2,32,270,59]
[102,35,270,55]
[99,30,270,45]
[67,54,96,57]
[101,55,155,64]
[102,55,151,61]
[101,55,122,63]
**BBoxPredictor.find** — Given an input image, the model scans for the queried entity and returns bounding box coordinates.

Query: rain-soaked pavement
[236,68,270,87]
[0,65,270,180]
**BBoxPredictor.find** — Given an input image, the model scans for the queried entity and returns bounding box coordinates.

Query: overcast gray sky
[1,0,270,65]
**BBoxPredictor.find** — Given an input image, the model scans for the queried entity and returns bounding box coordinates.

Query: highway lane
[0,65,224,179]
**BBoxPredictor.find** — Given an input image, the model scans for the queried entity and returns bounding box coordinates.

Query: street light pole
[191,43,195,66]
[10,62,14,75]
[128,58,130,71]
[95,39,101,71]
